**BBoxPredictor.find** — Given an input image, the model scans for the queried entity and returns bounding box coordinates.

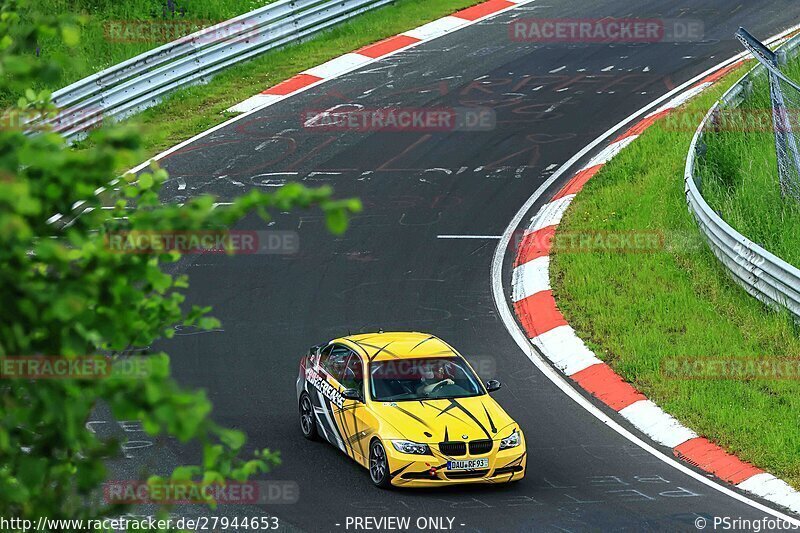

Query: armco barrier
[685,32,800,319]
[35,0,394,141]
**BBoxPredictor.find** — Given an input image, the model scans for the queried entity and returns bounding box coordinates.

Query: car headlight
[391,440,431,455]
[499,429,521,450]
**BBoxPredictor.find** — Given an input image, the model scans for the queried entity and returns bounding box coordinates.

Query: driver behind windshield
[417,360,454,396]
[370,356,483,401]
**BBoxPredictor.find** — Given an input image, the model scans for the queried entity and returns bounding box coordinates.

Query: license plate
[447,458,488,470]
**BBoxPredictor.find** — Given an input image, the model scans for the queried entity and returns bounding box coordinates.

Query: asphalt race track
[101,1,800,531]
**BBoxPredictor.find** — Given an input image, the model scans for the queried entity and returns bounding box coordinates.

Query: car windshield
[369,357,484,402]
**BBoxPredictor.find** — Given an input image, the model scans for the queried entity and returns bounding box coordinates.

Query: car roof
[334,332,460,362]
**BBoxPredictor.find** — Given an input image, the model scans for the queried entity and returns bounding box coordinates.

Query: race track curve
[104,1,800,531]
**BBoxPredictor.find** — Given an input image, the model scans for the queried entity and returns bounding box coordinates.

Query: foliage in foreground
[0,0,359,523]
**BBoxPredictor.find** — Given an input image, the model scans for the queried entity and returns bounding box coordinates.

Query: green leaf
[61,25,80,46]
[218,429,245,451]
[325,208,348,234]
[138,172,154,190]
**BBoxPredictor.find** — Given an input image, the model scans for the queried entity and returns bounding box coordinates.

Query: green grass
[7,0,277,107]
[550,65,800,489]
[699,54,800,268]
[60,0,486,161]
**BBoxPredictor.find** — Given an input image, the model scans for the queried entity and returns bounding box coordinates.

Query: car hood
[370,395,517,443]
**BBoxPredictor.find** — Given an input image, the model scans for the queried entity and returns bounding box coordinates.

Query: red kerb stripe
[262,74,323,95]
[553,165,603,200]
[613,109,672,142]
[513,290,567,338]
[453,0,514,21]
[674,437,764,484]
[514,225,557,266]
[357,35,421,58]
[571,363,647,411]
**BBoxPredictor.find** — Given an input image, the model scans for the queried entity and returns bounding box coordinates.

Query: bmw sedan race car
[296,332,526,488]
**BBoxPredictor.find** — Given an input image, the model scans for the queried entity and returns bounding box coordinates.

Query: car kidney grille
[468,439,493,455]
[438,441,467,456]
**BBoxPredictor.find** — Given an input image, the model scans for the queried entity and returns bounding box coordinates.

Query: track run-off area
[96,1,800,531]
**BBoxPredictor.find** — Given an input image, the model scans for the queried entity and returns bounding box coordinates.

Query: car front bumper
[383,437,527,487]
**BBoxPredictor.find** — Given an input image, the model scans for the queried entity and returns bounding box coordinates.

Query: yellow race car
[296,332,526,488]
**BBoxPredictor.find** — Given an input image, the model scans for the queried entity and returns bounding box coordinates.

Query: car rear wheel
[369,440,392,489]
[299,393,319,441]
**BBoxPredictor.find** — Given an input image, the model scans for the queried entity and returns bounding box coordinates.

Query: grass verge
[7,0,277,107]
[699,53,800,267]
[68,0,486,162]
[550,66,800,489]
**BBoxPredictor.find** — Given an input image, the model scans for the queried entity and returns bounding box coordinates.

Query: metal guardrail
[40,0,394,140]
[685,31,800,319]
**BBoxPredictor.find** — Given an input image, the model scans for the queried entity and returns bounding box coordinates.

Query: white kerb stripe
[227,93,283,114]
[619,400,698,448]
[403,16,466,41]
[303,53,372,79]
[531,325,602,376]
[528,194,575,232]
[738,473,800,514]
[511,256,550,302]
[647,82,713,117]
[586,135,638,167]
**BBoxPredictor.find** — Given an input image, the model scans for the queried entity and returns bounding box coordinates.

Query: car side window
[317,344,333,369]
[321,344,351,382]
[340,353,364,392]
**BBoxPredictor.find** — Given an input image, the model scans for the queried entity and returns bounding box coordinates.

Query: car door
[336,350,376,466]
[307,344,350,452]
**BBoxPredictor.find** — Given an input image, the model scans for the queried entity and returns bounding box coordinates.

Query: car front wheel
[369,440,392,489]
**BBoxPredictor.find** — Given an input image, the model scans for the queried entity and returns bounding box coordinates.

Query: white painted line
[530,325,602,376]
[511,256,550,302]
[619,400,698,448]
[490,22,800,522]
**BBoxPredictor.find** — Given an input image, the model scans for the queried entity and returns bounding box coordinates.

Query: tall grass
[699,54,800,268]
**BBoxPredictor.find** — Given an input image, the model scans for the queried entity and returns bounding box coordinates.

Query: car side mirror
[485,379,502,393]
[342,388,363,402]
